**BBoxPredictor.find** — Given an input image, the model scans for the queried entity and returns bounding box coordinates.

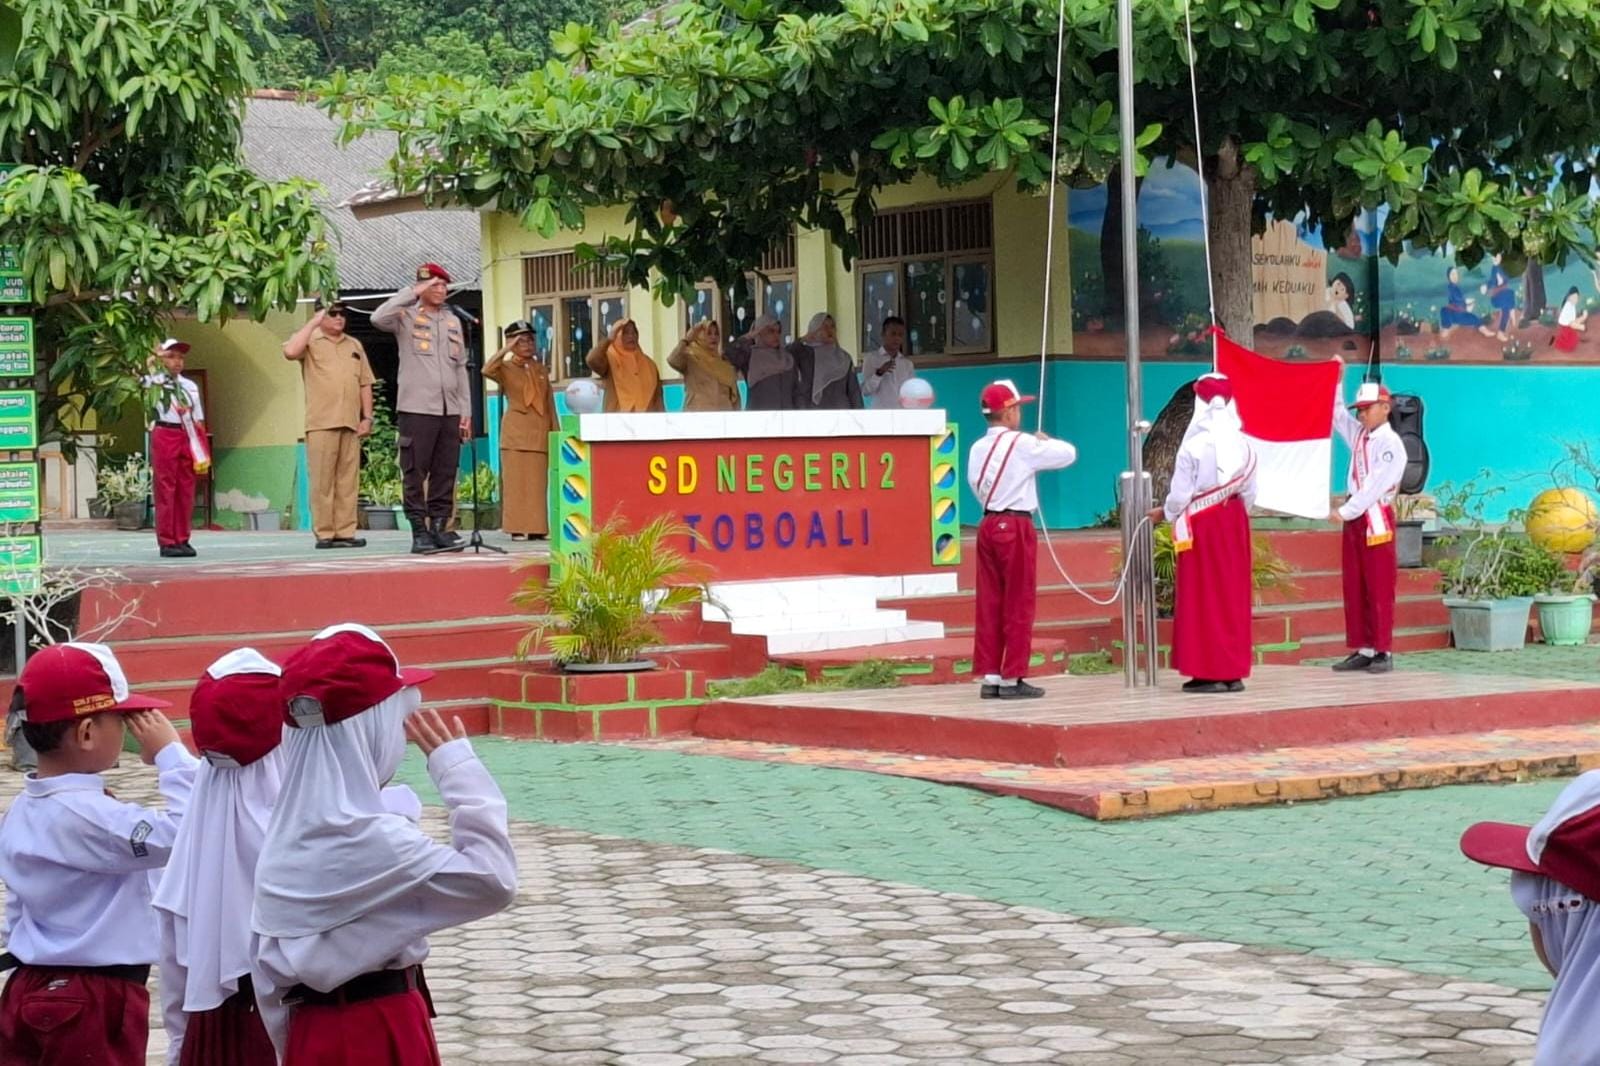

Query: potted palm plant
[512,514,711,672]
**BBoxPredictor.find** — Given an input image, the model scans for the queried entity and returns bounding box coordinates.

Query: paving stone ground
[2,744,1563,1064]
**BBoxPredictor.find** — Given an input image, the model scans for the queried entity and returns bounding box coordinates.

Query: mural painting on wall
[1068,159,1600,365]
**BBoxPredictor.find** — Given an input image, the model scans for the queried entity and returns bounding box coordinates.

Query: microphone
[445,303,480,325]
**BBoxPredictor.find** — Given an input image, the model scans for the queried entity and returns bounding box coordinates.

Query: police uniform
[0,643,198,1066]
[1331,382,1408,672]
[966,381,1077,699]
[296,306,376,547]
[371,264,471,550]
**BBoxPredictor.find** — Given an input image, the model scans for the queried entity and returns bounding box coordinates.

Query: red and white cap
[979,379,1036,415]
[158,337,191,355]
[415,262,452,284]
[278,623,435,729]
[190,648,284,768]
[1461,771,1600,901]
[17,642,170,724]
[1350,382,1392,409]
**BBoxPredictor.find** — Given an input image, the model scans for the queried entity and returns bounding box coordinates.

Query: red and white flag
[1214,332,1343,519]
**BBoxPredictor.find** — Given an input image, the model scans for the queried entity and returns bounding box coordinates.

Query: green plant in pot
[1393,494,1431,570]
[512,514,711,672]
[1528,440,1600,646]
[359,384,403,529]
[1435,475,1558,651]
[95,456,152,530]
[455,462,500,530]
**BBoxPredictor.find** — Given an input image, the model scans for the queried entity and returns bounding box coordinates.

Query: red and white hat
[1461,771,1600,901]
[415,262,452,284]
[980,379,1036,415]
[158,337,191,355]
[17,642,170,724]
[1350,382,1392,409]
[278,623,435,729]
[190,648,284,768]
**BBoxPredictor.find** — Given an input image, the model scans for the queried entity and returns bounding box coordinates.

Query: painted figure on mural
[1326,273,1356,331]
[1481,253,1518,340]
[483,320,553,540]
[1439,267,1494,338]
[1554,287,1588,353]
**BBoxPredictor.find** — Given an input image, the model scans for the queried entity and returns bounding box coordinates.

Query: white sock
[1001,678,1019,687]
[1359,648,1376,657]
[983,674,1002,686]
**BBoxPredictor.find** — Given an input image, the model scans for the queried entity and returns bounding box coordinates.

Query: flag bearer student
[1157,373,1258,694]
[967,380,1077,700]
[143,337,206,559]
[1461,771,1600,1066]
[153,648,289,1066]
[252,624,518,1064]
[1330,381,1408,675]
[0,642,198,1066]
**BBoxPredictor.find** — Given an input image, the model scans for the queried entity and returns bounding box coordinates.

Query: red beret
[416,262,452,284]
[279,623,435,729]
[190,649,284,768]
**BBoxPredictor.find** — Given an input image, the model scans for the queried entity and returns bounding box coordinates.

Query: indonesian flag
[1213,331,1343,519]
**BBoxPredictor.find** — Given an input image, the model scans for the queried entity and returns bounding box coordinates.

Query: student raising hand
[404,706,467,755]
[127,708,181,765]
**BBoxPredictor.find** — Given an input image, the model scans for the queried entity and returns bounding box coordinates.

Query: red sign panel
[587,436,933,580]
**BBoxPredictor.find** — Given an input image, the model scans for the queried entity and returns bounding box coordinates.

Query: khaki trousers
[306,428,360,541]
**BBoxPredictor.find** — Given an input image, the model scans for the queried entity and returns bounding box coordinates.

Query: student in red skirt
[251,624,518,1064]
[153,648,287,1065]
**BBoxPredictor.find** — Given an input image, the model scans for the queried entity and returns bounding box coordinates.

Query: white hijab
[152,651,286,1012]
[252,686,451,939]
[1181,372,1248,484]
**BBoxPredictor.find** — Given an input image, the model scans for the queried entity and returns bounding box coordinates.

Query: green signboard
[0,535,41,596]
[0,317,32,376]
[0,461,37,523]
[0,242,21,305]
[0,390,35,449]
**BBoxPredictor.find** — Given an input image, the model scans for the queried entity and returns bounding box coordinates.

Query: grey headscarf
[744,313,792,388]
[804,312,854,404]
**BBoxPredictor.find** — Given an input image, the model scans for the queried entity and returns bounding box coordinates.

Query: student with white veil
[154,649,288,1066]
[790,312,864,410]
[1155,373,1257,693]
[251,624,518,1064]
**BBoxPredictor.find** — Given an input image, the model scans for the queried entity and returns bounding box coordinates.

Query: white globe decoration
[899,377,935,409]
[565,377,604,414]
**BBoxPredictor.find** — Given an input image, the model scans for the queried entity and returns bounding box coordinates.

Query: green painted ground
[397,740,1562,991]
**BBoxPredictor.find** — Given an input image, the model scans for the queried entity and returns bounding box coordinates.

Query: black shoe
[996,681,1045,700]
[1181,679,1212,692]
[1366,653,1394,674]
[1226,680,1246,692]
[159,546,187,558]
[1332,653,1374,673]
[177,543,197,557]
[1183,681,1229,694]
[980,684,1000,699]
[432,528,464,551]
[315,539,336,549]
[410,532,436,555]
[331,537,367,548]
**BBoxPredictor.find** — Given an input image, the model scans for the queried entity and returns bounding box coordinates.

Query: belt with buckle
[285,964,434,1016]
[985,509,1030,518]
[0,951,150,983]
[154,420,183,430]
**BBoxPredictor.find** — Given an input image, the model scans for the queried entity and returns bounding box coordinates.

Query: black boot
[431,518,463,551]
[410,525,435,554]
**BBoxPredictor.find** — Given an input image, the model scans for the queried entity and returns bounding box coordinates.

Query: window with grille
[685,233,799,347]
[857,200,994,357]
[522,252,629,380]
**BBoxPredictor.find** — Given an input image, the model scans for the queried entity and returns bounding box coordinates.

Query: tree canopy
[324,0,1600,339]
[0,0,335,448]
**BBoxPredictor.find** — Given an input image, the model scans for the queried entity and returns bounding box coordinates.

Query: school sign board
[550,410,961,581]
[0,316,32,376]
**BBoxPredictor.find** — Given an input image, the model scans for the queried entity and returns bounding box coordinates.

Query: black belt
[154,420,183,429]
[285,964,434,1016]
[985,509,1030,517]
[0,951,150,984]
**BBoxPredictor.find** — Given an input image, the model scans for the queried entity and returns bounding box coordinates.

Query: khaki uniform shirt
[483,359,553,452]
[371,288,470,417]
[301,332,376,432]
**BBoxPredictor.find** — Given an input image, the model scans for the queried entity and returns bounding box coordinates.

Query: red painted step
[1256,567,1440,606]
[1262,596,1452,640]
[1259,626,1453,665]
[889,584,1119,628]
[773,637,1070,686]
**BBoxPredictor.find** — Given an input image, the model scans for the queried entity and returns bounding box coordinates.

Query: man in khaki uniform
[372,263,472,554]
[283,301,375,549]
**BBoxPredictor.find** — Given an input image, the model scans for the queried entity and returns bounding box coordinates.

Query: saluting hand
[127,710,180,765]
[405,707,467,755]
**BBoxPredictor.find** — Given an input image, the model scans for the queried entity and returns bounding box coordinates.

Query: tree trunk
[1205,138,1258,344]
[1100,164,1145,324]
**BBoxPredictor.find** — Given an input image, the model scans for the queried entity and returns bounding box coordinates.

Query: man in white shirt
[141,338,205,559]
[861,316,915,408]
[966,380,1077,700]
[1330,382,1408,674]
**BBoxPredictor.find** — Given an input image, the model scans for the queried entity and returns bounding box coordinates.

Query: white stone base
[704,573,954,655]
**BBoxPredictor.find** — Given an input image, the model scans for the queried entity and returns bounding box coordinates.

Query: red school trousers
[973,512,1038,682]
[0,964,150,1066]
[1342,510,1397,652]
[152,424,196,547]
[286,990,441,1066]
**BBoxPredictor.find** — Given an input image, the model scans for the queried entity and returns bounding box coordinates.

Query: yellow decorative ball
[1527,488,1599,554]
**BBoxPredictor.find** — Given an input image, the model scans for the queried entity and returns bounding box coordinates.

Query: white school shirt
[251,739,518,1055]
[1331,398,1407,522]
[142,372,204,425]
[0,742,198,967]
[1511,871,1600,1066]
[860,347,915,408]
[966,426,1077,513]
[1163,434,1258,522]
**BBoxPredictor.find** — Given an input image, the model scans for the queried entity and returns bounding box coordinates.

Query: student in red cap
[0,642,198,1066]
[1158,373,1258,693]
[372,264,472,554]
[251,624,518,1064]
[153,649,288,1066]
[1330,381,1407,675]
[141,337,206,559]
[967,379,1077,700]
[1461,773,1600,1064]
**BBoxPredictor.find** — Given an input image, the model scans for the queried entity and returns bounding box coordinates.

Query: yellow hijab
[606,319,659,413]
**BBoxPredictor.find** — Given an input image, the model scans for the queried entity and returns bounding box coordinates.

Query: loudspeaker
[1388,393,1428,495]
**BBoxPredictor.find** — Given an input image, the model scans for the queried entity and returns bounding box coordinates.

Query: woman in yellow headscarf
[667,320,741,411]
[586,318,665,413]
[482,319,554,539]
